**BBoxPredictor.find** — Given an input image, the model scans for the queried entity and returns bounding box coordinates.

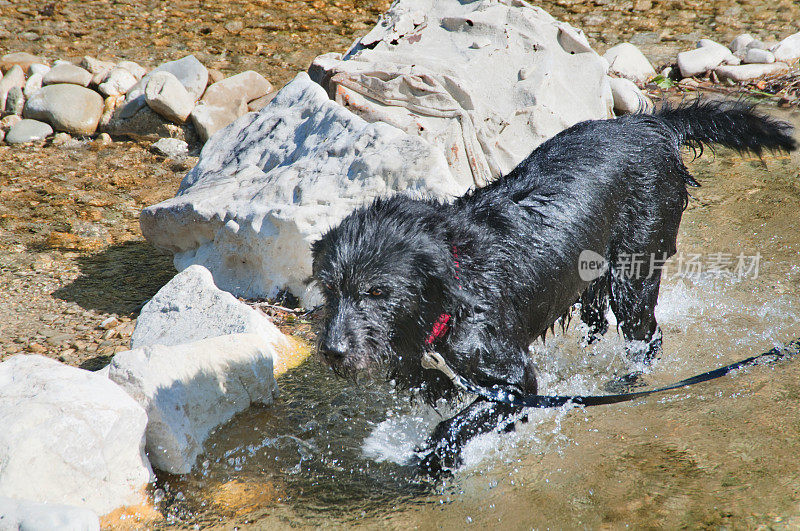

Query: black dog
[311,100,796,474]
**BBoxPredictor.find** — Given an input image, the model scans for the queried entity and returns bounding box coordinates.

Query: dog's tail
[656,99,797,155]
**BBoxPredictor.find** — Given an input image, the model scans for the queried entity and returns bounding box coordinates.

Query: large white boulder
[108,334,280,474]
[310,0,612,188]
[140,72,459,305]
[130,264,292,350]
[0,497,99,531]
[0,356,153,516]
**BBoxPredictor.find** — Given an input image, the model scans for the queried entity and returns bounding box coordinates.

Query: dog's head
[310,196,456,380]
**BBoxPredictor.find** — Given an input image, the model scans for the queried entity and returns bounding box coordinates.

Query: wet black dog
[311,100,796,474]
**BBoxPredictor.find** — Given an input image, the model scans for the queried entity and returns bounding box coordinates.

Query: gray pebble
[5,119,53,145]
[744,48,776,64]
[43,63,93,87]
[5,87,24,115]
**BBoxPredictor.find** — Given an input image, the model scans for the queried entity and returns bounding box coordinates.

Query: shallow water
[153,108,800,529]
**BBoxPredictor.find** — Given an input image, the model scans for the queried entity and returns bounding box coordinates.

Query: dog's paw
[415,441,461,479]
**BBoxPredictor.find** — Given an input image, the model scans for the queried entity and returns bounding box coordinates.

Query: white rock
[0,497,100,531]
[130,264,292,349]
[145,70,195,123]
[5,118,52,144]
[744,48,776,64]
[0,355,153,515]
[141,73,460,305]
[42,63,93,87]
[677,45,730,77]
[23,72,43,98]
[730,33,755,54]
[190,70,272,141]
[97,66,138,97]
[312,0,612,188]
[150,137,189,158]
[23,84,105,135]
[697,38,730,52]
[0,65,25,113]
[772,32,800,63]
[714,62,790,82]
[108,334,280,474]
[118,60,147,80]
[28,63,51,77]
[123,56,208,118]
[603,42,656,84]
[608,76,652,115]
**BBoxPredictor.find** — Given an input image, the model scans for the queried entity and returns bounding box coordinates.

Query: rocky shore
[1,0,799,528]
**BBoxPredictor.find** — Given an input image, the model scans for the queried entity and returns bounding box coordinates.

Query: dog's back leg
[580,273,610,344]
[608,267,663,362]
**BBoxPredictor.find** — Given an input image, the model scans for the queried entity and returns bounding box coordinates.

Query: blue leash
[421,338,800,408]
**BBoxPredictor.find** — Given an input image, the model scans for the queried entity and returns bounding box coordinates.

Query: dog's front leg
[419,397,521,476]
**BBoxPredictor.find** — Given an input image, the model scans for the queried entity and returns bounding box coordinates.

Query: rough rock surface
[311,0,612,187]
[108,333,280,474]
[0,355,153,515]
[130,264,292,350]
[141,73,459,305]
[0,497,100,531]
[23,83,104,135]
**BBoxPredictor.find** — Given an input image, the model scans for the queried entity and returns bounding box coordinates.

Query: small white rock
[108,333,281,474]
[5,118,52,144]
[118,60,147,80]
[772,32,800,63]
[603,42,656,84]
[150,137,189,158]
[42,63,93,87]
[714,62,789,82]
[608,76,652,115]
[729,33,755,54]
[24,72,44,98]
[98,66,138,97]
[144,70,195,123]
[744,48,776,64]
[28,63,51,77]
[677,45,730,78]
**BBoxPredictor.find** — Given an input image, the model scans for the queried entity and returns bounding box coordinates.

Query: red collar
[424,244,461,345]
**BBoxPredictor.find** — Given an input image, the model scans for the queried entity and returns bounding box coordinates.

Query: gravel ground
[1,0,799,369]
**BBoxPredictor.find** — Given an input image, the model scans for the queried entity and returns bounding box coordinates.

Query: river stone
[150,137,189,158]
[190,71,272,141]
[0,52,47,74]
[730,34,754,54]
[744,48,776,64]
[603,42,656,84]
[677,45,730,77]
[5,119,53,144]
[0,65,25,112]
[108,333,280,474]
[123,55,208,118]
[714,62,790,82]
[145,70,195,123]
[772,32,800,63]
[118,60,147,80]
[0,497,100,531]
[43,63,93,86]
[608,77,652,115]
[80,55,115,80]
[102,103,189,142]
[130,264,292,350]
[24,72,43,97]
[24,84,104,135]
[0,355,153,515]
[98,66,138,97]
[5,86,24,115]
[141,72,460,305]
[310,0,612,187]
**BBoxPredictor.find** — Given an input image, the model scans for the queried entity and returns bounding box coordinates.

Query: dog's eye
[368,287,386,297]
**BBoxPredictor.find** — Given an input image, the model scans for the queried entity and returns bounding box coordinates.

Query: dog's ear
[419,238,487,317]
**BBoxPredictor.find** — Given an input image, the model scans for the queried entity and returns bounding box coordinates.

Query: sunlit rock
[0,497,100,531]
[140,72,459,306]
[0,355,153,515]
[108,333,280,474]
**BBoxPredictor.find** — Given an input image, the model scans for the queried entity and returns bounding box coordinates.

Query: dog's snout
[321,335,348,361]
